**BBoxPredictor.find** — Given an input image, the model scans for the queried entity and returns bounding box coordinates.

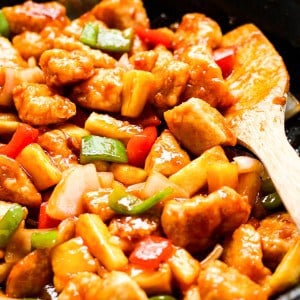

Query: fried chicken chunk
[92,0,149,30]
[257,212,300,270]
[39,49,95,87]
[164,98,236,156]
[2,1,69,35]
[198,260,268,300]
[161,186,251,252]
[13,82,76,126]
[0,154,41,207]
[222,223,271,284]
[71,68,124,113]
[144,129,190,176]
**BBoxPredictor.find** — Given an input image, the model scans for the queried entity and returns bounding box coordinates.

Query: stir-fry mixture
[0,1,299,299]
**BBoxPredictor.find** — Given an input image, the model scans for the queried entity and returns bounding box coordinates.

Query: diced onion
[233,156,264,174]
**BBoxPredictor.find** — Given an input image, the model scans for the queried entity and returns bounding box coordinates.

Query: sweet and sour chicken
[0,0,298,299]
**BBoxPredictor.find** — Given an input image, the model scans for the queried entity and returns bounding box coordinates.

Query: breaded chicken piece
[257,212,300,270]
[222,224,271,284]
[2,1,69,35]
[150,46,190,109]
[144,129,191,176]
[164,98,236,156]
[177,44,236,107]
[39,49,95,87]
[161,186,251,252]
[92,0,149,30]
[13,82,76,126]
[71,68,124,113]
[198,260,269,300]
[0,154,41,207]
[12,26,61,61]
[53,35,116,69]
[173,13,222,53]
[37,129,78,172]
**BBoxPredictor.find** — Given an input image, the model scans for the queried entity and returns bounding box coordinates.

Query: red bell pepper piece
[213,46,235,78]
[38,202,61,229]
[129,235,174,270]
[0,123,39,158]
[133,105,161,128]
[126,126,157,168]
[135,25,173,48]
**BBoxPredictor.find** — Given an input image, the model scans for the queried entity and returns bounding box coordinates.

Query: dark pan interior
[1,0,300,299]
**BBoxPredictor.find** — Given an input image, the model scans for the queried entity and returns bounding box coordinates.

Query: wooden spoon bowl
[224,24,300,229]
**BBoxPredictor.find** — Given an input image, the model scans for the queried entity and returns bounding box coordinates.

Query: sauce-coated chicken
[13,82,76,126]
[161,186,251,252]
[0,154,41,207]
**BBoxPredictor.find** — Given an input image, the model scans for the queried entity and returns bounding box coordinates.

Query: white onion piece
[47,164,100,220]
[200,244,224,268]
[142,171,189,199]
[0,66,44,107]
[0,68,16,106]
[233,156,264,174]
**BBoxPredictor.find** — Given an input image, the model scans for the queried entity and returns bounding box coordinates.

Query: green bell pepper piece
[80,135,128,164]
[96,27,133,52]
[79,22,98,47]
[80,22,133,52]
[109,185,173,215]
[0,10,9,37]
[261,192,282,210]
[0,204,25,248]
[31,230,58,249]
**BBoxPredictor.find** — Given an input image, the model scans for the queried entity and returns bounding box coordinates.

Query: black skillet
[1,0,300,299]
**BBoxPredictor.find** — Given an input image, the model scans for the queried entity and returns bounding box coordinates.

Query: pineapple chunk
[121,70,155,118]
[109,163,148,186]
[168,247,201,289]
[128,263,172,295]
[269,239,300,295]
[57,123,90,149]
[0,113,19,135]
[207,161,238,193]
[85,112,142,142]
[51,236,97,292]
[169,146,228,197]
[76,213,128,271]
[16,143,62,191]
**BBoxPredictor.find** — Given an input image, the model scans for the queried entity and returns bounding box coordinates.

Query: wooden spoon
[223,24,300,229]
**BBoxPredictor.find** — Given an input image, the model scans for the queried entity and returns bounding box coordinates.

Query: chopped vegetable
[79,22,98,47]
[0,123,39,159]
[0,10,9,37]
[76,213,128,271]
[261,192,283,210]
[80,22,133,52]
[213,46,235,78]
[261,177,276,194]
[80,135,128,164]
[46,164,100,220]
[126,126,157,167]
[38,202,61,229]
[31,230,58,249]
[0,204,25,248]
[135,25,173,48]
[109,184,173,215]
[16,143,62,191]
[121,69,155,118]
[129,235,174,270]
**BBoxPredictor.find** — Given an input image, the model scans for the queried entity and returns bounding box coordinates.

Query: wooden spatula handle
[254,124,300,230]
